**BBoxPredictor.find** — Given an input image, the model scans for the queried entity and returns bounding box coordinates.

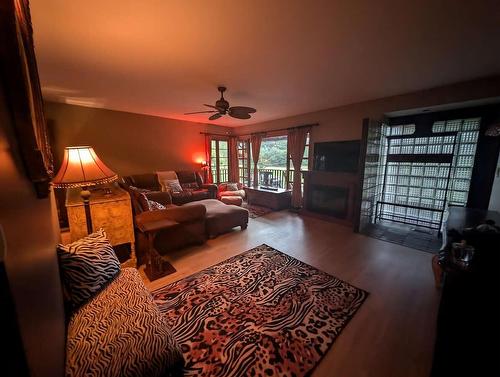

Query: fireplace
[308,185,349,219]
[302,170,359,227]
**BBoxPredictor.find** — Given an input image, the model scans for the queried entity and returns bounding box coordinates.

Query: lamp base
[80,188,93,235]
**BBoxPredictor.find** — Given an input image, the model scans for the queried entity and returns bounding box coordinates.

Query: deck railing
[218,167,288,189]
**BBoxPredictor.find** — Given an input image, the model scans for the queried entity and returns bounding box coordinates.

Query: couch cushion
[176,170,197,184]
[66,268,184,377]
[144,190,173,206]
[184,199,249,237]
[57,229,121,308]
[127,174,161,190]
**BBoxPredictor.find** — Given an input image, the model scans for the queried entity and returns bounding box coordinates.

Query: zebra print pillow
[57,229,121,308]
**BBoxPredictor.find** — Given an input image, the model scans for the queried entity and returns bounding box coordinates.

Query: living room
[1,1,499,377]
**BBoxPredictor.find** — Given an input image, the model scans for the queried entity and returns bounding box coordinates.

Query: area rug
[152,244,368,377]
[242,202,274,218]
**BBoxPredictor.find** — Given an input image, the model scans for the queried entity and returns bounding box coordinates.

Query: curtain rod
[200,123,319,137]
[243,123,319,137]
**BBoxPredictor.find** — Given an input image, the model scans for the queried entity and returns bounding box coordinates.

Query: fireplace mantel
[302,170,359,227]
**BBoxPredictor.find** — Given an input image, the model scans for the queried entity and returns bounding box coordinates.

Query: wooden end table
[136,218,178,281]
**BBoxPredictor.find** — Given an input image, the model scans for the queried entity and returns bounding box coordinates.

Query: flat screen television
[313,140,361,173]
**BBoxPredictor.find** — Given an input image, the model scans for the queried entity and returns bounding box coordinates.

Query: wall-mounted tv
[313,140,361,173]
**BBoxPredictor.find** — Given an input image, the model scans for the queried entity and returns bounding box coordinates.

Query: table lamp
[52,146,118,234]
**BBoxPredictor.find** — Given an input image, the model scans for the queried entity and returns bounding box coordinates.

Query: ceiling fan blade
[209,113,222,121]
[184,110,217,115]
[229,112,251,120]
[229,106,256,114]
[204,104,224,112]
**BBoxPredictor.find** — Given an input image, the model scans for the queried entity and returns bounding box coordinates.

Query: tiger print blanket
[153,244,368,377]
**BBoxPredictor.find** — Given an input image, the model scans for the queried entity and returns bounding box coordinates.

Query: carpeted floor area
[152,244,368,377]
[241,202,275,218]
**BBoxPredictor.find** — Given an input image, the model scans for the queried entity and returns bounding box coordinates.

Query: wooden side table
[136,218,179,281]
[66,186,136,267]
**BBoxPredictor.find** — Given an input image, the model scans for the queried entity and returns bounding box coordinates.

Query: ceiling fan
[184,86,256,120]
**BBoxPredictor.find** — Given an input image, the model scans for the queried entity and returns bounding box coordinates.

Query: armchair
[218,182,246,200]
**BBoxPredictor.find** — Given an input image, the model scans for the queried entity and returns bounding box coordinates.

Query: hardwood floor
[144,210,440,377]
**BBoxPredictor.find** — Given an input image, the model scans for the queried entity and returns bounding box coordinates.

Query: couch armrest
[135,205,206,227]
[201,183,218,198]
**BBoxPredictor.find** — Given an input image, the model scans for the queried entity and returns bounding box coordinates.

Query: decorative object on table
[184,86,256,121]
[153,244,368,377]
[52,146,118,234]
[242,202,274,218]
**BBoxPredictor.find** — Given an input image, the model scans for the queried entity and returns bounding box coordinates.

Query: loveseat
[121,171,217,205]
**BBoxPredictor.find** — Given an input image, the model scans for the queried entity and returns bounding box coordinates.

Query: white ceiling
[31,0,500,127]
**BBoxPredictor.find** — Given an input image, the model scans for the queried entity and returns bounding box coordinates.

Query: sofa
[121,171,217,205]
[127,187,207,264]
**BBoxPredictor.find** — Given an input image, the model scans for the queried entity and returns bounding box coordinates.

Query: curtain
[204,135,213,183]
[250,134,262,188]
[229,136,240,183]
[288,127,310,208]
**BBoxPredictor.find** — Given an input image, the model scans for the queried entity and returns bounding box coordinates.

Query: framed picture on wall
[1,0,54,198]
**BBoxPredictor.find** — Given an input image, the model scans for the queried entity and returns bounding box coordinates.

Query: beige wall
[234,77,500,146]
[45,102,231,176]
[0,86,64,375]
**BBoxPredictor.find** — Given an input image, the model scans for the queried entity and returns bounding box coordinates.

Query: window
[238,140,250,186]
[210,139,228,184]
[257,135,288,188]
[288,132,310,190]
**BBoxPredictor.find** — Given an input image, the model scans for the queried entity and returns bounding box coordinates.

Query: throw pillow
[57,229,121,308]
[147,200,166,211]
[164,179,183,193]
[156,171,179,192]
[180,182,199,191]
[128,186,151,213]
[226,182,239,191]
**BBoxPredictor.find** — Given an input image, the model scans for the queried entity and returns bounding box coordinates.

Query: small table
[244,187,291,210]
[136,218,178,281]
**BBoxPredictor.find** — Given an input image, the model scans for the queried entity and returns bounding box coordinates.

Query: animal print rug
[241,202,274,218]
[152,244,368,377]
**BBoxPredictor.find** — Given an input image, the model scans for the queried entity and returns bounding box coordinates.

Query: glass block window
[433,118,480,206]
[387,124,416,137]
[377,118,480,229]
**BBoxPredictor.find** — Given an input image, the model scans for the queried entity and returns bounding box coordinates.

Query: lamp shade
[52,146,118,188]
